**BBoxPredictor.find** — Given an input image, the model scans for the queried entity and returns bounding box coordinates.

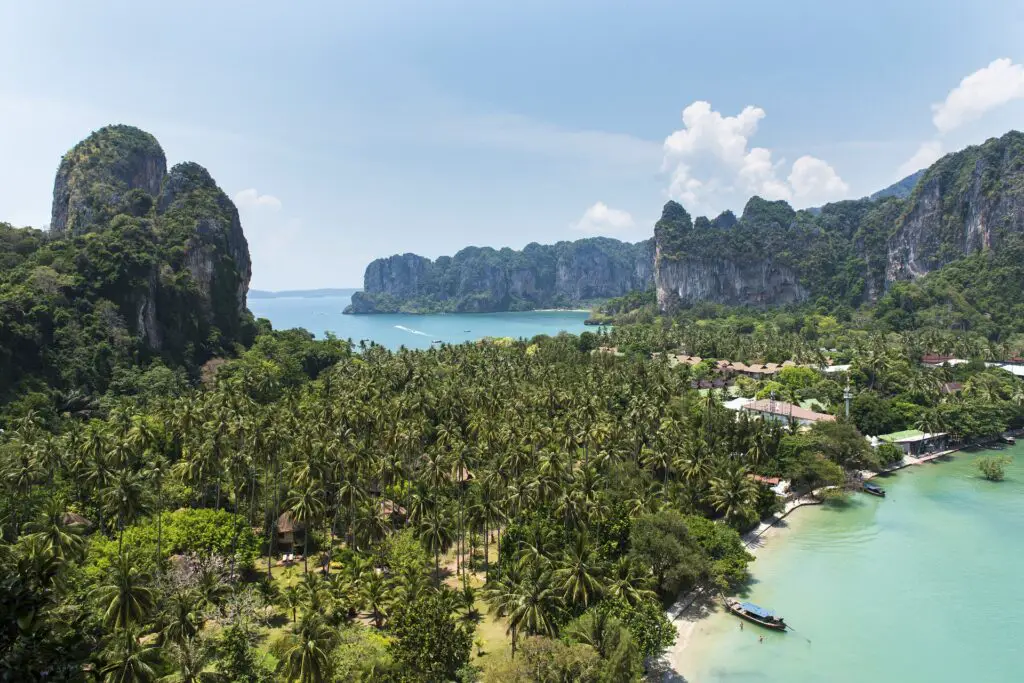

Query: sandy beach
[652,498,820,681]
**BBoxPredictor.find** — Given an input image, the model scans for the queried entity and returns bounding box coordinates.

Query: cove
[676,445,1024,683]
[248,292,592,350]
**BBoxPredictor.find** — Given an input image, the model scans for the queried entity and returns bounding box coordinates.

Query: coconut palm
[94,553,156,631]
[99,628,161,683]
[554,534,605,610]
[709,464,758,528]
[280,612,336,683]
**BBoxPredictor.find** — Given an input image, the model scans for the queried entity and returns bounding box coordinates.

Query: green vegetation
[3,125,1024,682]
[346,237,652,313]
[0,126,255,420]
[977,455,1010,481]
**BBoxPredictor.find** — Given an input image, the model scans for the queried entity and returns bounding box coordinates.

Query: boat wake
[394,325,431,337]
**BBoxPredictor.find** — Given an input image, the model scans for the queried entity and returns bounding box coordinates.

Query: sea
[676,444,1024,683]
[247,290,591,350]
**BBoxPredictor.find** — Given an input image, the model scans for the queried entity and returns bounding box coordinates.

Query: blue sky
[2,1,1023,289]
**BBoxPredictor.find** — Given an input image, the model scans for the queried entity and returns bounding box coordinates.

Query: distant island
[348,131,1024,318]
[250,288,358,299]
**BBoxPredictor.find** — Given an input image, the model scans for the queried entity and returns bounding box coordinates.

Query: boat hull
[725,599,787,631]
[863,487,886,497]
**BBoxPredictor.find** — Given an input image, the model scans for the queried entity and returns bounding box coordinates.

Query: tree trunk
[303,530,309,573]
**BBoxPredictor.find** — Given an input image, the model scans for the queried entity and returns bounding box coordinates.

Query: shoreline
[656,499,819,681]
[657,440,1013,681]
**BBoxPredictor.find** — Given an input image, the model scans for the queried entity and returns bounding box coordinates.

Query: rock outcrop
[51,125,167,235]
[347,238,654,313]
[348,130,1024,315]
[47,125,253,355]
[886,132,1024,282]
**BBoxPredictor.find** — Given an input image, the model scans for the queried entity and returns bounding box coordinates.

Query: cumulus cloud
[234,188,282,211]
[899,58,1024,177]
[897,140,944,178]
[932,58,1024,134]
[788,156,849,203]
[570,202,636,235]
[662,101,848,213]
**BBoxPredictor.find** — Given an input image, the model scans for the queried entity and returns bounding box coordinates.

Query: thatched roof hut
[62,511,93,529]
[276,511,304,533]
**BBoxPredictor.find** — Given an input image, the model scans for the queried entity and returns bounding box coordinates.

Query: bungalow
[921,355,968,367]
[748,474,791,497]
[741,399,835,426]
[871,429,948,456]
[275,511,304,551]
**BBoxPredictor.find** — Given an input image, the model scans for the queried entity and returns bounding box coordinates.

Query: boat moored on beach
[863,482,886,497]
[725,598,788,631]
[1000,434,1016,445]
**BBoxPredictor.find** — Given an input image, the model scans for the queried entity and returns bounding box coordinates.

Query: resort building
[740,399,836,426]
[869,429,948,456]
[749,474,791,497]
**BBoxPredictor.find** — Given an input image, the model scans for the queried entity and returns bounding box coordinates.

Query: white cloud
[788,155,850,204]
[570,202,636,235]
[233,188,282,211]
[897,58,1024,180]
[932,58,1024,134]
[897,140,944,177]
[662,101,848,213]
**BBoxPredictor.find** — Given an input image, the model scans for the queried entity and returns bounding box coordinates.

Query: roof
[749,474,782,485]
[742,399,835,422]
[62,511,92,528]
[877,429,946,443]
[941,382,964,394]
[740,602,776,619]
[276,511,304,533]
[722,397,753,411]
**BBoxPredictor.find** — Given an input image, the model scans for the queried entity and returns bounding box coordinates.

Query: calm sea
[679,444,1024,683]
[247,291,592,350]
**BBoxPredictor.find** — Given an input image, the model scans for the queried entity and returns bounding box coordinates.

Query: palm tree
[23,498,86,563]
[94,553,156,630]
[287,481,326,573]
[605,556,657,607]
[360,570,390,628]
[162,637,223,683]
[161,590,201,646]
[418,507,455,579]
[280,612,336,683]
[507,561,562,641]
[102,468,150,553]
[709,464,758,528]
[99,627,161,683]
[554,534,605,610]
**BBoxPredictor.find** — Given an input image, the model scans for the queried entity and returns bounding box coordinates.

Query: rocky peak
[50,124,167,235]
[46,125,253,355]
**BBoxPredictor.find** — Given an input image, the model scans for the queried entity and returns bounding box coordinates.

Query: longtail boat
[862,482,886,497]
[725,598,787,631]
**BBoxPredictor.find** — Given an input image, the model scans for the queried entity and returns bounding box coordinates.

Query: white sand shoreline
[653,496,822,681]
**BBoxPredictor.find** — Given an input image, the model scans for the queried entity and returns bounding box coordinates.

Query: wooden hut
[276,511,304,550]
[62,511,93,530]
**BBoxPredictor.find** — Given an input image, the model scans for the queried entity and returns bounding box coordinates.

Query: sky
[2,1,1023,289]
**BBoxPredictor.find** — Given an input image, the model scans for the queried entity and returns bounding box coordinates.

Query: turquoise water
[247,292,592,350]
[682,445,1024,683]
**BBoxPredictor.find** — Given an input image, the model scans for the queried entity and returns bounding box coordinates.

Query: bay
[678,445,1024,683]
[248,291,592,350]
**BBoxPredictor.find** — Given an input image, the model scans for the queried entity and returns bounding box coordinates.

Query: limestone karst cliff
[46,125,253,354]
[347,238,654,313]
[350,130,1024,315]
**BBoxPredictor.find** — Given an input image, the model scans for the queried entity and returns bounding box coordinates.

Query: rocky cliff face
[652,131,1024,312]
[655,252,807,309]
[47,125,253,354]
[653,199,810,309]
[51,125,167,235]
[348,238,653,313]
[886,131,1024,282]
